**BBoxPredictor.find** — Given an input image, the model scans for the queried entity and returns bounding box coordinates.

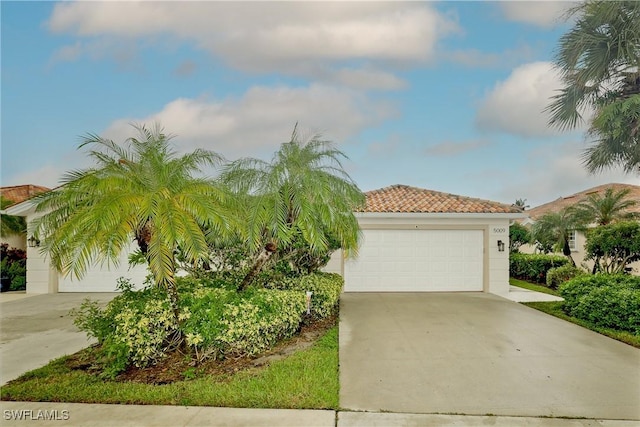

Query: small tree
[222,125,365,290]
[509,223,530,253]
[32,124,238,324]
[584,221,640,274]
[532,208,584,266]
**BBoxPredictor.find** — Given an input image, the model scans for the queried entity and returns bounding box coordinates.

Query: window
[568,230,577,251]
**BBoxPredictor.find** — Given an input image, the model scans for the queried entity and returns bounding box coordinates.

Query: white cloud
[3,165,65,190]
[423,139,491,156]
[443,44,535,69]
[495,140,639,207]
[475,61,579,138]
[103,84,397,160]
[498,1,577,28]
[328,67,407,91]
[46,2,457,89]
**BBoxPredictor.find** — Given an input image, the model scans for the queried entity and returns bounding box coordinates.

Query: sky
[2,1,638,208]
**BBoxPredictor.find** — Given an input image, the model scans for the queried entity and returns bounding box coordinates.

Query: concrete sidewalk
[1,402,637,426]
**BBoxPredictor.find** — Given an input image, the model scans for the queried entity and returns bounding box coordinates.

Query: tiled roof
[360,184,523,214]
[0,185,50,207]
[527,183,640,220]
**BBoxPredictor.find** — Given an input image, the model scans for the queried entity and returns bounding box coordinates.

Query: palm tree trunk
[562,238,576,266]
[238,242,277,291]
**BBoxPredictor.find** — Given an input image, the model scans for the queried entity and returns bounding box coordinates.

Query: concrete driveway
[339,292,640,420]
[0,293,117,385]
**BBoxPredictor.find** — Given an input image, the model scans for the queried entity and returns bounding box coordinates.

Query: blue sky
[2,1,637,207]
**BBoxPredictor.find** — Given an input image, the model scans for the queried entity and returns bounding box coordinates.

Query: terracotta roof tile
[0,185,50,206]
[359,184,523,214]
[527,183,640,220]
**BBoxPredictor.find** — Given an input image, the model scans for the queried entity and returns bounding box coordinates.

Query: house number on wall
[493,227,506,234]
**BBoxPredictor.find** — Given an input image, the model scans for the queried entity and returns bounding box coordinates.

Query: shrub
[510,253,569,284]
[0,243,26,291]
[71,279,177,378]
[267,272,343,318]
[71,273,343,375]
[546,265,586,289]
[584,221,640,274]
[560,274,640,334]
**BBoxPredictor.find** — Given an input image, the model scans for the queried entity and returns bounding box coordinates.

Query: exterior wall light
[28,236,40,248]
[497,240,505,252]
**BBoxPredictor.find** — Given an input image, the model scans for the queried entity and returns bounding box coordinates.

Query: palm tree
[222,125,365,290]
[546,1,640,174]
[532,208,584,266]
[31,124,237,322]
[514,198,529,210]
[573,187,638,225]
[1,196,26,237]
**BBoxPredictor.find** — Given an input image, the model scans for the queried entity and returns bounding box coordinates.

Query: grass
[0,326,339,409]
[509,278,560,296]
[510,278,640,348]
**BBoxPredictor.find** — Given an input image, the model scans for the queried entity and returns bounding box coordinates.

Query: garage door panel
[345,229,483,292]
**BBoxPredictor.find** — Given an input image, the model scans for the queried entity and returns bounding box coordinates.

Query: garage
[334,185,526,295]
[58,246,149,292]
[345,229,483,292]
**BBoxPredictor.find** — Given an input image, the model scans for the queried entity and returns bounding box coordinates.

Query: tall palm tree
[573,187,638,226]
[31,124,237,321]
[222,125,365,290]
[546,1,640,174]
[532,208,584,266]
[0,196,26,237]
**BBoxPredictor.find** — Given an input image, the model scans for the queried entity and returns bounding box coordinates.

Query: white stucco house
[519,183,640,274]
[6,184,525,296]
[325,185,526,296]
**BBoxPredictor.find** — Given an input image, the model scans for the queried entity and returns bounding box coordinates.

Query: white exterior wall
[2,234,26,251]
[330,213,516,296]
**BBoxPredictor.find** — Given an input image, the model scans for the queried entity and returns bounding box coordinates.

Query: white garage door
[344,229,483,292]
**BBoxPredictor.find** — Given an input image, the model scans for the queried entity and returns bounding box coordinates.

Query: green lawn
[510,278,640,349]
[0,326,339,409]
[509,278,560,296]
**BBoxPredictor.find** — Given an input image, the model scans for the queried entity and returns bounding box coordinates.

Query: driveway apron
[0,293,117,385]
[339,292,640,420]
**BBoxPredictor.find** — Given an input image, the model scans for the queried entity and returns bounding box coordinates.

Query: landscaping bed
[1,319,339,408]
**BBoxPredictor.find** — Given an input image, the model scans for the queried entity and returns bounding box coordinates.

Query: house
[7,183,526,295]
[521,183,640,273]
[325,185,526,296]
[0,185,50,250]
[4,192,149,294]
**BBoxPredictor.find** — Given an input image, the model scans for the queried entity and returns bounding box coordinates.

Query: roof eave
[355,212,528,220]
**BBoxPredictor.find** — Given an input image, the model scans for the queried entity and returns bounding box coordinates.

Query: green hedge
[560,274,640,334]
[72,273,343,377]
[510,253,569,284]
[267,272,343,319]
[546,265,586,289]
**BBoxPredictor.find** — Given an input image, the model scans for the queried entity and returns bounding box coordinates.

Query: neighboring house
[521,183,640,274]
[4,192,149,293]
[8,183,526,295]
[0,185,50,250]
[325,185,526,296]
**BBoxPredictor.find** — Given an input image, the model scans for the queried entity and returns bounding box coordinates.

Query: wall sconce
[497,240,505,252]
[28,236,40,248]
